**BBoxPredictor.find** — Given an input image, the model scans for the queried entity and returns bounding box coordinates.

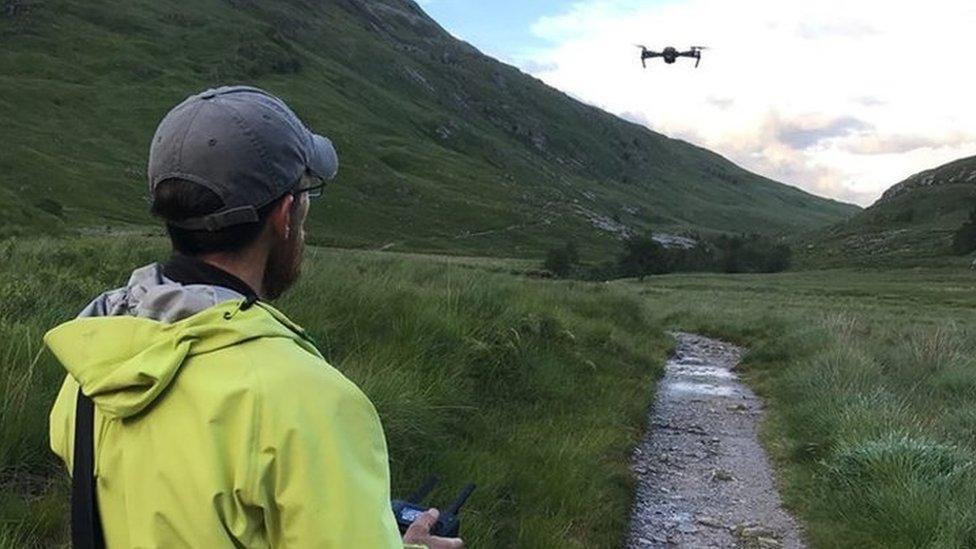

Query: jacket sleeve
[251,358,406,548]
[49,374,80,471]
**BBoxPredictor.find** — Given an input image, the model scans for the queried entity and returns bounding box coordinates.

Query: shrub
[33,199,63,219]
[542,242,579,278]
[617,234,667,280]
[952,206,976,255]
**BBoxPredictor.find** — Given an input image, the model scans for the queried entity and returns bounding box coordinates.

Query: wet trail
[627,333,805,548]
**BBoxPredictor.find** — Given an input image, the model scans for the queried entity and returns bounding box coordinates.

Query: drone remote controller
[392,476,475,537]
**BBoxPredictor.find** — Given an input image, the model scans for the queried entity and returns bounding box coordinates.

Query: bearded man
[45,86,462,549]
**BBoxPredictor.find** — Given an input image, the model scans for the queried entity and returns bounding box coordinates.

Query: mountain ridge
[0,0,858,256]
[877,155,976,204]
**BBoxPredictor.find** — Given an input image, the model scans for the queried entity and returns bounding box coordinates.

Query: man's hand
[402,508,464,549]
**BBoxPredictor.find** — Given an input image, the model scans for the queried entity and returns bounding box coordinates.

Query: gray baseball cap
[148,85,338,231]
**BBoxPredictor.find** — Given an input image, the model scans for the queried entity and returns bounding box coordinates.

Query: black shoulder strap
[72,389,105,548]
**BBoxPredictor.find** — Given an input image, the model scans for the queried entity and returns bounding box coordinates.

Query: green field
[3,236,976,547]
[629,269,976,547]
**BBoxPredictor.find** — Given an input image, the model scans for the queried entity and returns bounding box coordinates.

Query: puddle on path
[667,381,738,397]
[671,364,737,380]
[627,332,806,548]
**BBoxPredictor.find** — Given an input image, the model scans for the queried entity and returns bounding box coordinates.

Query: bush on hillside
[665,241,714,272]
[34,199,64,219]
[951,206,976,255]
[617,234,668,281]
[714,234,792,273]
[542,241,579,277]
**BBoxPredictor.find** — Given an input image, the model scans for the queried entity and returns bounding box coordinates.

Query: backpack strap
[72,389,105,548]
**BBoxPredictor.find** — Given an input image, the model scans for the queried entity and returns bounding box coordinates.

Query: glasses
[293,179,327,199]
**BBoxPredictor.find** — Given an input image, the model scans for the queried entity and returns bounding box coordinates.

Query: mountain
[0,0,858,257]
[801,155,976,267]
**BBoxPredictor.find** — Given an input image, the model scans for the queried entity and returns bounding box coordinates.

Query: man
[45,86,463,548]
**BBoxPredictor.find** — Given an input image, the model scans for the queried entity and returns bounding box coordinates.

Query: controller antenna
[444,483,476,516]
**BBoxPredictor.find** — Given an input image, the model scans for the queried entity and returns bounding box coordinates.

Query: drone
[636,45,707,68]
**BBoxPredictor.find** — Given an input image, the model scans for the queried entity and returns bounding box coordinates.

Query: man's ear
[268,194,295,240]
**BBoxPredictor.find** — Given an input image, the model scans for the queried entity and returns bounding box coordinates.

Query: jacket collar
[162,253,258,300]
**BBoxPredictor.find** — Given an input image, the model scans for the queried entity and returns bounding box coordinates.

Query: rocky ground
[627,333,805,548]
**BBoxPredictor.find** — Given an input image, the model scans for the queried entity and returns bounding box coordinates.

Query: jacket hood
[44,264,318,419]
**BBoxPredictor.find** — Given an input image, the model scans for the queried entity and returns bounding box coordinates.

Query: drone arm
[637,49,666,68]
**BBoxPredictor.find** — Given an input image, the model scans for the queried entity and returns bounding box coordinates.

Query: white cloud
[518,0,976,206]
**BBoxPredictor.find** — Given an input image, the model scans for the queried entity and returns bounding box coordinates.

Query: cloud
[853,136,935,155]
[795,20,879,39]
[773,115,871,150]
[852,95,886,107]
[619,110,652,127]
[839,133,967,155]
[517,59,559,74]
[530,0,646,42]
[706,95,735,110]
[521,0,976,206]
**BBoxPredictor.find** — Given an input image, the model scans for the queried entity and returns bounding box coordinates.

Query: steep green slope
[0,0,857,257]
[802,155,976,267]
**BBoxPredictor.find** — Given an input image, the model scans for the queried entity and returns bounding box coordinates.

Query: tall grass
[0,236,667,547]
[9,238,975,547]
[632,270,976,548]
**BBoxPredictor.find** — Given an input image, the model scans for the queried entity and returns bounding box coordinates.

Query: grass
[5,235,976,547]
[0,235,667,547]
[625,269,976,547]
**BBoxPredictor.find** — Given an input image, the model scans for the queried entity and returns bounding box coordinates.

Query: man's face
[262,191,309,300]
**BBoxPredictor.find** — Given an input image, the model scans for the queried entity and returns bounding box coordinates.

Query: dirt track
[627,333,805,548]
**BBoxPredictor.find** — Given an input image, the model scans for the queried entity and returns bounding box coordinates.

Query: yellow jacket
[46,298,406,547]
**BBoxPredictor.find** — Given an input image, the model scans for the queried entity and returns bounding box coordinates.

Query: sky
[419,0,976,206]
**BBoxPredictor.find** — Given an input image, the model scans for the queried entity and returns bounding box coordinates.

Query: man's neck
[198,247,268,300]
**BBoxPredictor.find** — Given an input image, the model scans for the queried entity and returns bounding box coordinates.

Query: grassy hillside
[802,155,976,267]
[0,0,857,258]
[0,236,666,547]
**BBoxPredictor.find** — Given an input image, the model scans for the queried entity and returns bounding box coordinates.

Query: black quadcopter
[637,45,707,68]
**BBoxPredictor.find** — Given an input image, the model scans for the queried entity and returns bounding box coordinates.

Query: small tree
[763,243,792,272]
[952,206,976,255]
[543,241,579,277]
[618,234,668,281]
[715,235,744,273]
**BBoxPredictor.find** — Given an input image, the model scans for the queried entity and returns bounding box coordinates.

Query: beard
[262,227,305,300]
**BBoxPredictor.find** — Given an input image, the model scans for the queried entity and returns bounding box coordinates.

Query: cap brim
[307,132,339,180]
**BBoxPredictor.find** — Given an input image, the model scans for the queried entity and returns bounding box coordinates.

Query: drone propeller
[690,46,710,50]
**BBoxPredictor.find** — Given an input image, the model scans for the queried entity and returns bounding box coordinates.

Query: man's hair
[150,179,280,255]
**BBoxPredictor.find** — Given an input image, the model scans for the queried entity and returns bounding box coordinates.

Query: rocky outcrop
[876,156,976,205]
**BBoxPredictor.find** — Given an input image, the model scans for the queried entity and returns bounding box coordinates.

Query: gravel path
[627,333,806,548]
